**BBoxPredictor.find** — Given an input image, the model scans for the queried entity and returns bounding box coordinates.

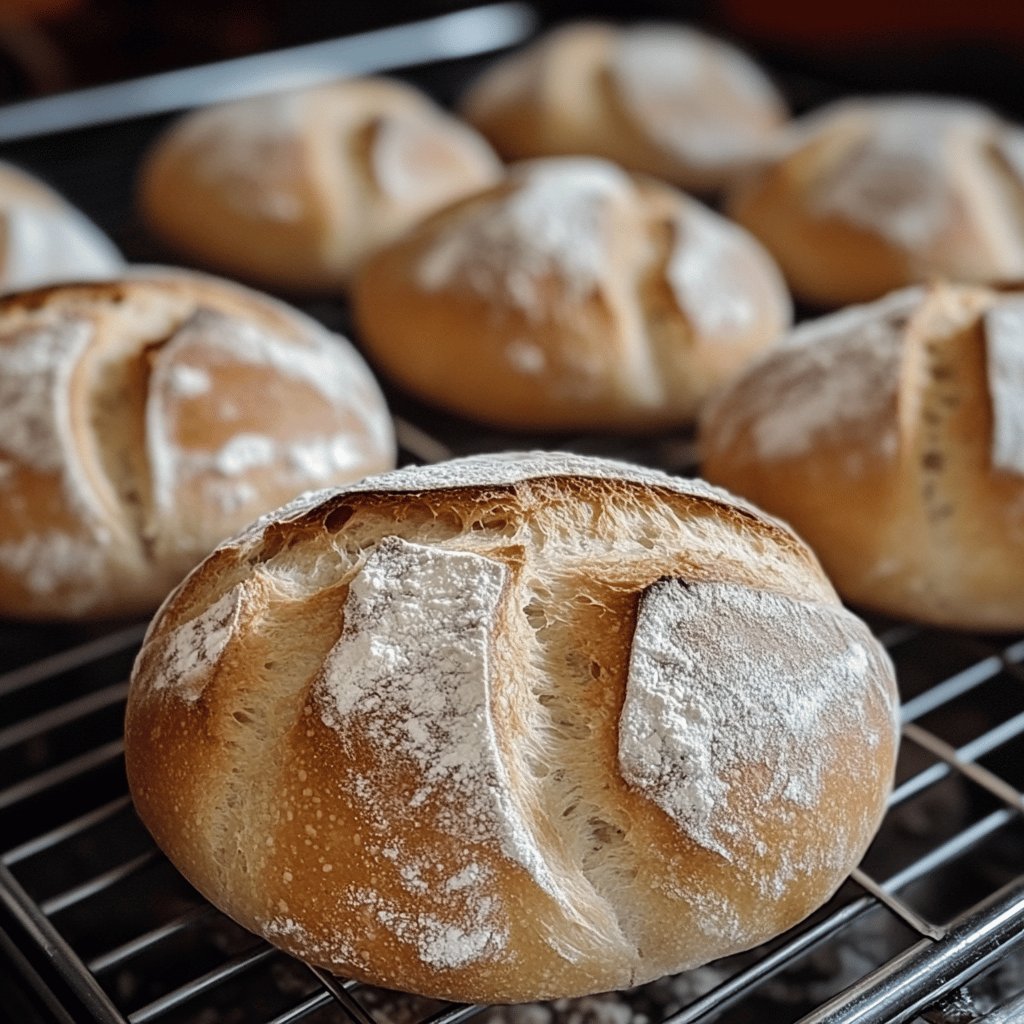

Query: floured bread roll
[0,270,394,620]
[353,157,792,430]
[0,161,122,291]
[139,78,502,291]
[126,451,898,1003]
[727,97,1024,308]
[462,22,787,193]
[701,283,1024,628]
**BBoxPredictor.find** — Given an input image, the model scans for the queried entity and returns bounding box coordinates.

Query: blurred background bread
[0,160,122,290]
[126,452,898,1003]
[727,97,1024,307]
[353,157,792,431]
[461,21,788,194]
[138,77,503,292]
[700,282,1024,629]
[0,269,394,620]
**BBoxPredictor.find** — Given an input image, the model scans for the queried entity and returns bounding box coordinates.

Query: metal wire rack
[1,4,1024,1022]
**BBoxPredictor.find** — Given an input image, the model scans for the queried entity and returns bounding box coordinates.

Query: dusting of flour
[147,584,244,702]
[619,579,894,857]
[314,536,568,968]
[710,288,921,462]
[983,298,1024,477]
[416,158,630,319]
[808,98,994,250]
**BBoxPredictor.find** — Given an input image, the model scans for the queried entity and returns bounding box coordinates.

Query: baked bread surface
[0,270,394,619]
[462,22,787,192]
[353,157,792,430]
[701,282,1024,628]
[139,77,502,291]
[728,97,1024,307]
[126,452,898,1002]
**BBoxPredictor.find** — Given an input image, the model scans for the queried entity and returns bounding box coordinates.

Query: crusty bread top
[0,270,394,617]
[352,157,792,430]
[731,97,1024,276]
[128,451,898,999]
[139,77,502,288]
[462,22,787,190]
[702,282,1024,478]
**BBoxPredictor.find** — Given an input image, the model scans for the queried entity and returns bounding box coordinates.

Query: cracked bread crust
[138,78,502,292]
[352,158,791,431]
[126,452,898,1002]
[700,282,1024,628]
[0,270,394,619]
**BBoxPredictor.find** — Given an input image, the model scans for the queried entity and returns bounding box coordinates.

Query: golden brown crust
[727,97,1024,308]
[0,270,394,620]
[461,22,787,194]
[126,453,898,1002]
[352,158,791,431]
[700,282,1024,628]
[139,78,502,292]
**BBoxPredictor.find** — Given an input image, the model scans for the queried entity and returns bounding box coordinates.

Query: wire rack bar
[849,869,944,942]
[419,1002,489,1024]
[0,680,128,752]
[264,990,336,1024]
[127,945,276,1023]
[2,794,132,865]
[903,723,1024,812]
[795,876,1024,1024]
[40,850,159,917]
[899,654,1003,723]
[0,863,124,1024]
[88,904,216,974]
[0,2,537,141]
[881,808,1017,894]
[978,988,1024,1022]
[394,416,456,464]
[0,624,146,699]
[0,738,123,811]
[663,896,877,1024]
[306,968,377,1024]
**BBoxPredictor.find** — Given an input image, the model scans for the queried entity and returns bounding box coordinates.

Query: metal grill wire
[0,5,1023,1023]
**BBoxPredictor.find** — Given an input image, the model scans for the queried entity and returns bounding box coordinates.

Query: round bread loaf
[138,78,502,292]
[352,157,792,430]
[727,97,1024,308]
[126,451,898,1003]
[462,22,787,193]
[700,283,1024,629]
[0,270,394,620]
[0,161,122,291]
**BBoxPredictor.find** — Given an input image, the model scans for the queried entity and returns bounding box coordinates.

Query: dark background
[2,0,1024,117]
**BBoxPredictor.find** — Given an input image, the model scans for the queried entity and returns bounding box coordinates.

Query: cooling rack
[1,4,1023,1022]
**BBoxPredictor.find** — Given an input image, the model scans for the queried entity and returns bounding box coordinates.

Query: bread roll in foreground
[126,452,898,1003]
[0,161,122,291]
[353,158,792,430]
[139,78,502,291]
[0,271,394,620]
[728,97,1024,307]
[462,22,787,193]
[701,283,1024,629]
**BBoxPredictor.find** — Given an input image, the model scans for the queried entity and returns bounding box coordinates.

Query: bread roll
[0,270,394,620]
[0,161,122,291]
[139,78,502,292]
[126,451,898,1003]
[352,157,792,430]
[462,22,787,194]
[700,282,1024,629]
[727,97,1024,308]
